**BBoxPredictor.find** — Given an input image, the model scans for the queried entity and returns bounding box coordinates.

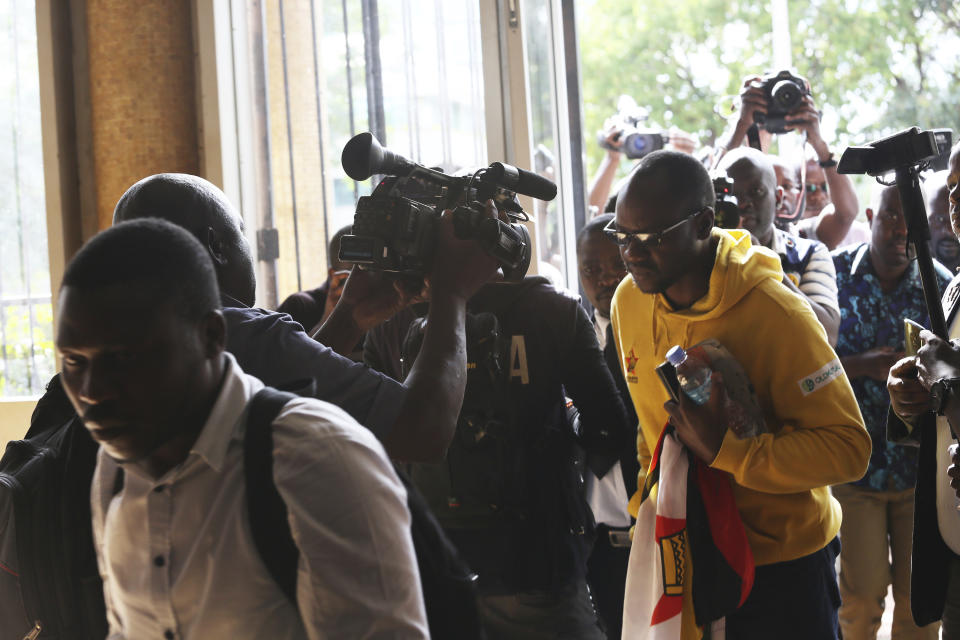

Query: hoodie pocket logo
[798,358,843,396]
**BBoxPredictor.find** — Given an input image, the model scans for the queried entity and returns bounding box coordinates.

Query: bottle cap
[666,345,686,367]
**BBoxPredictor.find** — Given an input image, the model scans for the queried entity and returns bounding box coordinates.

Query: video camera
[711,175,740,229]
[338,132,556,282]
[839,126,953,343]
[597,95,666,160]
[838,127,943,177]
[751,70,810,134]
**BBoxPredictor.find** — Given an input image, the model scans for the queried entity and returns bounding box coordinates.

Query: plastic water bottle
[666,345,712,405]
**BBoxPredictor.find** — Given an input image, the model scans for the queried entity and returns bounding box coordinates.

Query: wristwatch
[930,377,960,416]
[818,154,837,169]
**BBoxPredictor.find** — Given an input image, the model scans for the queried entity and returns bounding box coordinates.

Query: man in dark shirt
[277,224,352,335]
[832,184,950,639]
[364,276,630,639]
[113,173,498,462]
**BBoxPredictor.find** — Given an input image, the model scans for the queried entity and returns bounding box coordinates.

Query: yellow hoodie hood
[645,228,785,360]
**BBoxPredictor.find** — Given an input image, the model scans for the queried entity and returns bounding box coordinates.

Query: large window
[0,0,53,398]
[230,0,489,307]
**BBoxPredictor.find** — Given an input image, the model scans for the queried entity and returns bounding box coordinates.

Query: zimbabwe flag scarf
[622,424,754,639]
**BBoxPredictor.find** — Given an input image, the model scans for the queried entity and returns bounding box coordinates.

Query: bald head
[619,150,715,217]
[113,173,257,306]
[719,147,777,184]
[720,148,778,246]
[114,174,235,230]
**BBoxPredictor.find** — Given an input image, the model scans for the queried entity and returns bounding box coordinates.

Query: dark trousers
[723,537,842,640]
[586,524,630,638]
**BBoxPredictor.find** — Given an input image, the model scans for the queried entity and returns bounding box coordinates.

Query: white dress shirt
[938,311,960,555]
[585,309,632,529]
[90,353,428,640]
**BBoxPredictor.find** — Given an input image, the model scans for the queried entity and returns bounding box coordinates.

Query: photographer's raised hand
[663,372,729,463]
[381,201,501,462]
[784,94,823,145]
[587,124,626,211]
[787,93,860,250]
[713,75,767,168]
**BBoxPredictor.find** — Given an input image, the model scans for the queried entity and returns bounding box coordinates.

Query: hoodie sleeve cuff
[709,428,746,472]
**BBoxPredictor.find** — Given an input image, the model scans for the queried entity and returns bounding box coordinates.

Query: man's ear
[696,208,715,238]
[205,227,228,266]
[775,186,783,206]
[200,310,227,358]
[865,208,874,229]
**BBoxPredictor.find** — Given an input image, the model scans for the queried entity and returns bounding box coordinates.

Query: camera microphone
[341,132,417,181]
[484,163,558,201]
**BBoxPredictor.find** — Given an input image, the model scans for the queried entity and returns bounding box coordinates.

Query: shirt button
[164,630,174,640]
[154,555,165,567]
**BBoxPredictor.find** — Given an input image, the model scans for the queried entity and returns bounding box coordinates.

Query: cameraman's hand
[334,266,418,332]
[784,94,825,148]
[917,330,960,389]
[320,269,351,325]
[888,355,930,418]
[664,372,729,463]
[734,75,767,136]
[664,128,697,155]
[948,444,960,500]
[599,122,625,161]
[427,201,501,301]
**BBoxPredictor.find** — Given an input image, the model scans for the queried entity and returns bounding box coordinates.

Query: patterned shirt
[833,243,953,491]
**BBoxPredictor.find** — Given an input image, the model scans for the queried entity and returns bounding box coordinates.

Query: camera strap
[746,123,762,151]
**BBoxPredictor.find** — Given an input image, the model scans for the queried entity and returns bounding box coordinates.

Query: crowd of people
[15,70,960,640]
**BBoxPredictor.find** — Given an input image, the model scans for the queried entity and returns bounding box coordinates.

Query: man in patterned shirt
[832,184,952,640]
[720,147,841,345]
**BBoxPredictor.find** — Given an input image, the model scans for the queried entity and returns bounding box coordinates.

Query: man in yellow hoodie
[609,150,870,638]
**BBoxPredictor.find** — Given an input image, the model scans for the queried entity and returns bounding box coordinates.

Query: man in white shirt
[575,213,638,638]
[55,218,428,639]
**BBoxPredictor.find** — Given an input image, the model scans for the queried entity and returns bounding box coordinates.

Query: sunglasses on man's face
[806,183,828,194]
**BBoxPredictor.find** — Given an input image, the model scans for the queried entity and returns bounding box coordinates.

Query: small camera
[597,95,666,160]
[711,175,740,229]
[339,132,557,282]
[751,70,810,134]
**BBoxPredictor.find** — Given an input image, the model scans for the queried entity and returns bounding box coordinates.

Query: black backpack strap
[244,387,300,606]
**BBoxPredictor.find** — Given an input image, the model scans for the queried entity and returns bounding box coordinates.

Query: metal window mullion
[466,1,484,162]
[434,0,451,168]
[278,0,303,293]
[341,0,359,202]
[557,0,586,290]
[308,0,330,250]
[10,0,38,393]
[401,0,418,159]
[361,0,385,148]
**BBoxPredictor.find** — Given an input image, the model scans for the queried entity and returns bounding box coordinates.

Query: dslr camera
[751,70,810,134]
[338,132,556,282]
[711,175,739,229]
[597,95,666,160]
